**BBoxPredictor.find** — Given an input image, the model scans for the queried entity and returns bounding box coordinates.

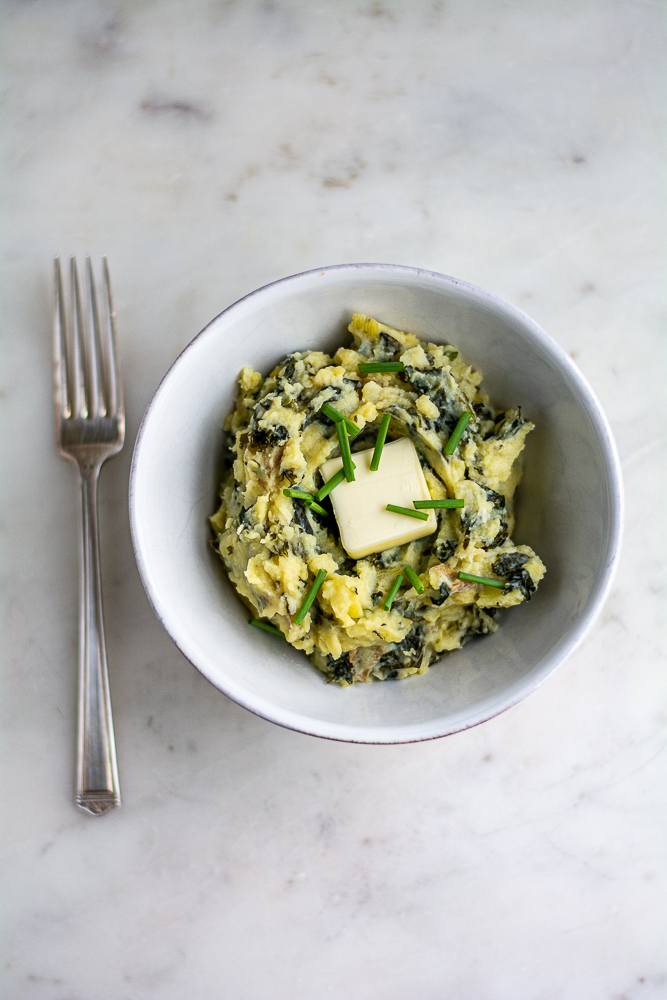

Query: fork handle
[76,467,121,815]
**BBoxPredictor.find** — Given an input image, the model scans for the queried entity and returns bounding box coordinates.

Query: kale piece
[502,568,536,601]
[290,501,314,536]
[303,388,343,429]
[401,366,471,436]
[460,508,476,547]
[492,552,529,576]
[493,525,509,549]
[434,399,472,437]
[317,387,343,411]
[493,407,525,439]
[433,539,457,563]
[463,608,497,638]
[327,653,355,684]
[303,411,336,434]
[461,487,507,548]
[288,537,306,559]
[376,625,425,673]
[280,358,297,381]
[476,403,496,429]
[403,366,441,394]
[335,558,357,576]
[482,486,506,510]
[481,485,509,549]
[308,603,325,626]
[378,331,403,358]
[238,506,254,529]
[429,582,451,606]
[249,424,289,448]
[367,547,400,569]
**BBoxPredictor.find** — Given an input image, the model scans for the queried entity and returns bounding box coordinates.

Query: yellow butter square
[320,437,438,560]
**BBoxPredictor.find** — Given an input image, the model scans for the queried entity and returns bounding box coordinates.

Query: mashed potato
[210,314,545,685]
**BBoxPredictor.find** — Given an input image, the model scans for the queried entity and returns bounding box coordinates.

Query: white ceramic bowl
[129,264,623,743]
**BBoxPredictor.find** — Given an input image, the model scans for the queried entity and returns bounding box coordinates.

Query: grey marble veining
[2,2,665,998]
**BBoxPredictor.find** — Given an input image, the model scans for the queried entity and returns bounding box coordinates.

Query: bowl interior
[130,265,621,742]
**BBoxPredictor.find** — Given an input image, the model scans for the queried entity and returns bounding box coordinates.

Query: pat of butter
[320,437,438,559]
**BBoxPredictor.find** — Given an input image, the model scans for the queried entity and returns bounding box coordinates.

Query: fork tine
[69,256,87,418]
[85,257,104,417]
[54,256,70,418]
[101,256,123,418]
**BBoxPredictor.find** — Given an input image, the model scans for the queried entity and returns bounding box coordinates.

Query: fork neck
[75,454,104,481]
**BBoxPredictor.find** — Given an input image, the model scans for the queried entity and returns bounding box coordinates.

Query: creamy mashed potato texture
[210,315,546,685]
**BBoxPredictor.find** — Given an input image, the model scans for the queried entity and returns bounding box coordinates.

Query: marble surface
[2,1,665,997]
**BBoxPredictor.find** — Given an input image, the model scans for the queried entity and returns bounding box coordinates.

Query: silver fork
[54,256,123,816]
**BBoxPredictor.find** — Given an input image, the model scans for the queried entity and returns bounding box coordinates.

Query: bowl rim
[129,262,624,743]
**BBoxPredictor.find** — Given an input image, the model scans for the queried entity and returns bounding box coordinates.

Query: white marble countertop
[2,2,665,997]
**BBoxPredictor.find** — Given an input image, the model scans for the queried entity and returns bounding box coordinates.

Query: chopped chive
[321,402,342,422]
[358,362,405,373]
[283,488,313,501]
[458,571,505,589]
[382,573,404,610]
[321,402,360,436]
[413,498,465,509]
[284,487,328,516]
[315,468,346,501]
[403,566,424,594]
[337,420,355,482]
[249,618,284,637]
[444,412,472,455]
[386,503,429,521]
[370,412,391,471]
[293,569,327,625]
[304,498,328,517]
